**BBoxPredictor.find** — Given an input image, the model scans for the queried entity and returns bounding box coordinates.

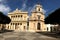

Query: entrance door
[50,27,53,32]
[15,23,18,29]
[37,23,40,30]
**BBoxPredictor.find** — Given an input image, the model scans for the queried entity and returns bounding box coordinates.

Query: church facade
[6,4,46,32]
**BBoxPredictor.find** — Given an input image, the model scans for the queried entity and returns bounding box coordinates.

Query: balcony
[11,18,27,22]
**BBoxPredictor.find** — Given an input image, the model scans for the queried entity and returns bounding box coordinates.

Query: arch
[37,23,40,30]
[47,27,48,31]
[38,8,40,11]
[24,26,25,30]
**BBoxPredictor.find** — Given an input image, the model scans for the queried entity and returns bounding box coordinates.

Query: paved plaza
[0,32,60,40]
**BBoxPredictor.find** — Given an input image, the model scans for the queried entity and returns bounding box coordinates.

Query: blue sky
[0,0,60,17]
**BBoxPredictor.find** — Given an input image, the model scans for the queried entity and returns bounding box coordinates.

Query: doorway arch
[37,23,40,30]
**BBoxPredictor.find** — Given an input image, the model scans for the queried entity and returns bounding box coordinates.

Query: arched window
[18,15,20,17]
[21,15,22,17]
[18,23,19,25]
[14,16,15,17]
[8,26,9,29]
[16,15,17,17]
[11,23,12,25]
[20,23,22,25]
[38,8,40,11]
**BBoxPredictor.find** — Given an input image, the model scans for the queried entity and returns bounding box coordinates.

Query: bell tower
[29,4,46,32]
[35,4,42,12]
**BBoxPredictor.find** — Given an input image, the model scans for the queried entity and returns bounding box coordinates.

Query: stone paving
[0,32,60,40]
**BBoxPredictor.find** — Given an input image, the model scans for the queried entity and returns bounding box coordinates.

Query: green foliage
[0,12,11,24]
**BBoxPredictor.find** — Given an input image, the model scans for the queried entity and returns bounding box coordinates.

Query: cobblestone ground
[0,32,60,40]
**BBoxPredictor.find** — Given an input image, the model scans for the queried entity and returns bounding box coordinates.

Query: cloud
[31,4,46,13]
[21,0,27,11]
[28,4,46,15]
[0,0,6,3]
[28,7,32,15]
[0,0,2,2]
[23,0,27,3]
[21,3,26,11]
[42,9,46,13]
[0,4,11,14]
[0,0,11,14]
[28,5,36,12]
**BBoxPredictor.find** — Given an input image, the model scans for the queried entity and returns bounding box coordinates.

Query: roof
[8,8,28,14]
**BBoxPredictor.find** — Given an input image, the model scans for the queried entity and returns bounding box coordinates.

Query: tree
[0,12,11,24]
[0,12,11,31]
[45,8,60,32]
[45,8,60,24]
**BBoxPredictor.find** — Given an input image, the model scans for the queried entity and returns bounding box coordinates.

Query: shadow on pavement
[36,32,60,38]
[0,29,14,33]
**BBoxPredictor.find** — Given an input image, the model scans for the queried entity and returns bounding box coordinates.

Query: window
[37,15,40,20]
[16,15,17,17]
[14,16,15,17]
[18,15,20,17]
[15,23,17,25]
[11,16,15,18]
[47,27,48,31]
[11,16,13,18]
[15,24,17,29]
[13,23,14,25]
[8,26,9,29]
[18,23,19,25]
[11,16,14,18]
[20,23,22,25]
[21,15,22,17]
[38,8,40,11]
[11,23,12,25]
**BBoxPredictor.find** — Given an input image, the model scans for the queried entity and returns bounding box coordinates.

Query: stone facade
[29,4,46,32]
[46,24,58,32]
[6,4,46,32]
[6,9,28,32]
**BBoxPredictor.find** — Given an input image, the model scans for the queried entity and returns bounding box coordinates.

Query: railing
[11,18,27,21]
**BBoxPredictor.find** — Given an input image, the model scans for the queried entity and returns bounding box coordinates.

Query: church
[6,4,46,32]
